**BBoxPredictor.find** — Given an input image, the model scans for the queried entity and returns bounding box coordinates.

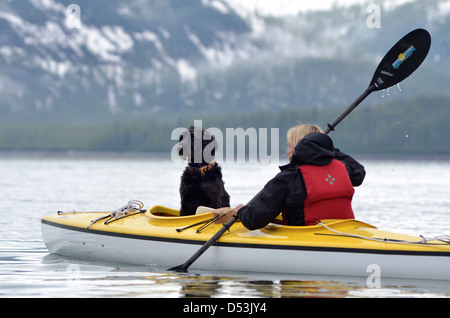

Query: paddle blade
[370,29,431,91]
[168,264,188,272]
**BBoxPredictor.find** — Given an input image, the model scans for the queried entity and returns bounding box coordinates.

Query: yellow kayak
[41,202,450,280]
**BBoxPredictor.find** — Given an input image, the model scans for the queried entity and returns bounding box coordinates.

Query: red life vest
[299,159,355,225]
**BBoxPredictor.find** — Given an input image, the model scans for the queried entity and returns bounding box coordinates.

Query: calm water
[0,152,449,298]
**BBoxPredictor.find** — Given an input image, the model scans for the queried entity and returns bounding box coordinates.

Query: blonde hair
[287,124,323,154]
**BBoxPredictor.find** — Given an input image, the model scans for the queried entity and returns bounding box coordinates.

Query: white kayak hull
[41,220,450,281]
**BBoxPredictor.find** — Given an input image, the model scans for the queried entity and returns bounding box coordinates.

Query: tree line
[0,95,448,156]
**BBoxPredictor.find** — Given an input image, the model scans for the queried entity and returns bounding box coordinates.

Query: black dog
[178,126,230,216]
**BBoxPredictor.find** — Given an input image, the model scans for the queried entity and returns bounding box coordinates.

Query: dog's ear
[202,133,218,160]
[209,135,216,157]
[178,144,184,157]
[178,132,184,157]
[178,129,191,159]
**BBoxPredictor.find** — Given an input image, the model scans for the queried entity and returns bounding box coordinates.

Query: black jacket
[237,133,366,230]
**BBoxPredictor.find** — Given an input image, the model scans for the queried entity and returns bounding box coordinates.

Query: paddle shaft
[169,29,431,272]
[170,83,402,272]
[324,84,376,134]
[170,216,237,272]
[169,190,262,272]
[170,85,377,272]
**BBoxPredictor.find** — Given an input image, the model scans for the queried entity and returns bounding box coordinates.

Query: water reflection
[185,277,357,298]
[173,274,449,298]
[37,254,450,298]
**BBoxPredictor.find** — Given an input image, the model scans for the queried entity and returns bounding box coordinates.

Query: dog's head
[178,126,218,166]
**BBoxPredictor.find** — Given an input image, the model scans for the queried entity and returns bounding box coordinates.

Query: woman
[214,124,366,230]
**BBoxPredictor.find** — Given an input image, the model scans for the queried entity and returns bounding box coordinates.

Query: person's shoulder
[270,164,299,185]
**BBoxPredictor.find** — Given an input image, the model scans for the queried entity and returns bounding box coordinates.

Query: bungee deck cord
[317,222,450,245]
[86,200,146,229]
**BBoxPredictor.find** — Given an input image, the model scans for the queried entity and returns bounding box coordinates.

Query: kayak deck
[42,205,450,253]
[41,204,450,280]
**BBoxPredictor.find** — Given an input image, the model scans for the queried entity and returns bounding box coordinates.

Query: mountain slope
[0,0,449,123]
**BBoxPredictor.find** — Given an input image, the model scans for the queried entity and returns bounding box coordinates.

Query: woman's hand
[212,207,235,224]
[233,204,244,216]
[212,205,244,224]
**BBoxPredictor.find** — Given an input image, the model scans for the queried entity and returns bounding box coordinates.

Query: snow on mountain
[0,0,448,122]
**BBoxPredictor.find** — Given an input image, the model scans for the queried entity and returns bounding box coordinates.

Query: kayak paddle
[169,216,238,272]
[169,28,431,273]
[169,196,260,272]
[324,28,431,133]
